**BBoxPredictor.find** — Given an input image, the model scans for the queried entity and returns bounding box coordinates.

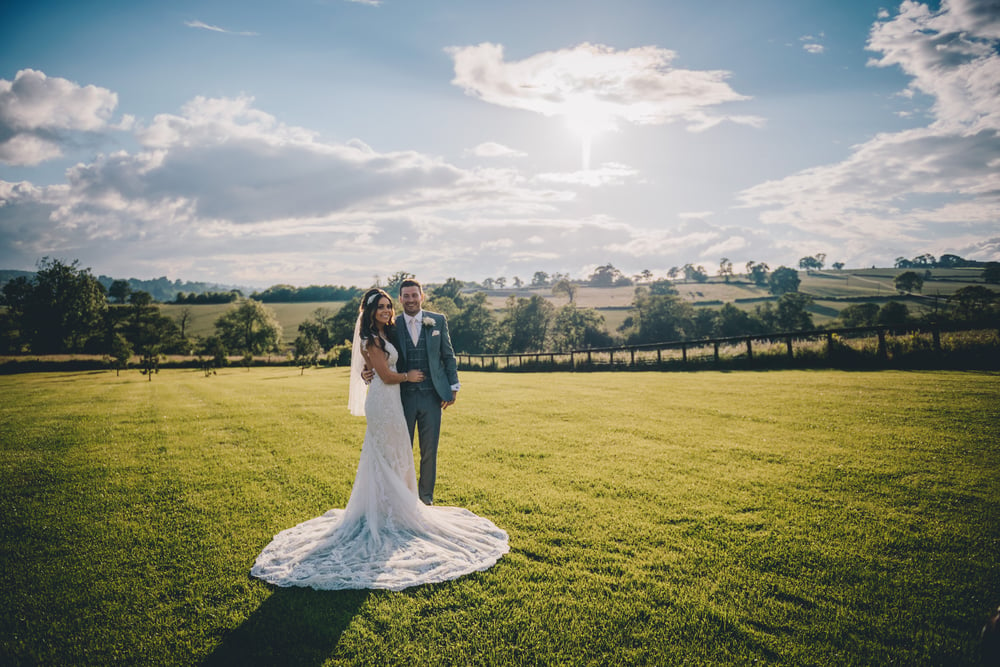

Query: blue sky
[1,0,997,287]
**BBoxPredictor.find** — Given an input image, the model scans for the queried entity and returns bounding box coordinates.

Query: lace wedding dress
[251,340,509,591]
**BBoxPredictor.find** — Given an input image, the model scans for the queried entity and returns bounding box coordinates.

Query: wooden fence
[455,324,1000,372]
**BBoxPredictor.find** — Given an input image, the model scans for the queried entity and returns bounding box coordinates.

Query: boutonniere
[422,316,435,328]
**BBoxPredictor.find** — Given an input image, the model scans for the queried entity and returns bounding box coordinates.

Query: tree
[948,285,996,321]
[768,267,800,295]
[746,261,769,287]
[619,288,695,344]
[214,299,282,355]
[894,271,924,293]
[832,262,845,271]
[638,269,654,283]
[718,258,734,283]
[716,303,760,337]
[450,292,496,354]
[588,263,630,287]
[550,305,612,351]
[482,277,495,290]
[108,279,131,304]
[682,263,708,283]
[531,271,550,287]
[937,254,966,268]
[385,271,415,296]
[551,278,578,303]
[109,333,132,376]
[984,262,1000,284]
[648,279,678,296]
[176,306,193,340]
[293,334,322,374]
[878,301,910,326]
[798,254,825,272]
[495,277,506,290]
[512,276,523,289]
[499,294,554,352]
[774,293,814,331]
[839,303,880,327]
[667,266,680,281]
[753,293,813,332]
[433,278,464,302]
[1,258,107,353]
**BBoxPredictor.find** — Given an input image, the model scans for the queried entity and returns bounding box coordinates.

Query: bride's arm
[363,342,423,385]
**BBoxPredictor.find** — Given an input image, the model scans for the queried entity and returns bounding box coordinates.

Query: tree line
[2,258,997,369]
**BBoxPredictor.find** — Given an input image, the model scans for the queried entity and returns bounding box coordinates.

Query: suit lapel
[395,314,408,364]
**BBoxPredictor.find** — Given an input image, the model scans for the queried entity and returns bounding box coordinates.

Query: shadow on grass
[203,586,370,666]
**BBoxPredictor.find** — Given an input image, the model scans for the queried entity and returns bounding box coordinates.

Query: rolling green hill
[159,267,995,345]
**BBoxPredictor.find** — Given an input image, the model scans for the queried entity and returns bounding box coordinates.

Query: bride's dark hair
[358,287,394,352]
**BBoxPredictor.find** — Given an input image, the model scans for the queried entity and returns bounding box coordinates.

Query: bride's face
[374,296,394,327]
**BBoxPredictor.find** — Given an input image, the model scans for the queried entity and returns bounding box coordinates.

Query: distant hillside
[0,269,35,285]
[0,269,250,303]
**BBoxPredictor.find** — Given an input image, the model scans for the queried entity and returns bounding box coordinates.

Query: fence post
[714,342,720,364]
[746,337,753,364]
[932,326,941,351]
[826,332,834,357]
[785,335,793,359]
[657,348,662,364]
[630,348,635,367]
[681,343,687,365]
[877,327,887,360]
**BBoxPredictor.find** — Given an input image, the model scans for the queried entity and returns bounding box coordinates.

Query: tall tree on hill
[894,271,923,293]
[746,261,770,287]
[214,299,282,355]
[768,267,800,295]
[719,258,734,283]
[551,278,577,303]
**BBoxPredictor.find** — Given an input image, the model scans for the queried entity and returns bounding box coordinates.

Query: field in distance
[161,267,994,344]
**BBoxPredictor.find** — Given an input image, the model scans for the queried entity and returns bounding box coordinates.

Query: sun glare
[563,98,616,171]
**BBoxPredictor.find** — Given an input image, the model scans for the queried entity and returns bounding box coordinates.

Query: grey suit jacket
[395,311,459,403]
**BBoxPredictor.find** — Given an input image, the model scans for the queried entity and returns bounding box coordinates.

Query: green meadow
[1,368,998,665]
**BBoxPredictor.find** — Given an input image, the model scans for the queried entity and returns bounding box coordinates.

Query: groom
[395,279,460,505]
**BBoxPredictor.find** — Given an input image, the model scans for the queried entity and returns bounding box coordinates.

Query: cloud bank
[738,0,1000,263]
[447,42,764,132]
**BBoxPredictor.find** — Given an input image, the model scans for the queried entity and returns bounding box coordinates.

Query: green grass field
[2,368,998,665]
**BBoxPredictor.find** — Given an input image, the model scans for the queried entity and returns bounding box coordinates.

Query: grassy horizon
[1,368,998,665]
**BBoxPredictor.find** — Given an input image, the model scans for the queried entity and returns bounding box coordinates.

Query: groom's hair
[399,278,422,295]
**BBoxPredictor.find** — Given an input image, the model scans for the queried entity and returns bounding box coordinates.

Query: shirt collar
[406,311,423,324]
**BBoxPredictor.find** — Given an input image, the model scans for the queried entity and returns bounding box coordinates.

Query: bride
[251,288,509,591]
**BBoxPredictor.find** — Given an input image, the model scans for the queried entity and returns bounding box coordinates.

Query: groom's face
[400,286,423,317]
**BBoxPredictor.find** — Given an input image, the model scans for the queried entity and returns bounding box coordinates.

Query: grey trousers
[401,388,442,505]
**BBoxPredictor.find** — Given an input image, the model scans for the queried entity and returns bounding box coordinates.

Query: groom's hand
[361,366,374,384]
[441,391,457,410]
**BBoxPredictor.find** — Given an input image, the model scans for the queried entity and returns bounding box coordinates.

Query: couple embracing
[252,279,508,591]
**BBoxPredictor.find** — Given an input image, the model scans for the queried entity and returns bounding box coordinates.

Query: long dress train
[251,340,509,591]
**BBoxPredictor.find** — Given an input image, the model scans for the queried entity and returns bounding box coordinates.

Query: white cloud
[802,43,825,54]
[0,69,119,165]
[446,42,763,133]
[535,162,638,187]
[467,141,526,158]
[737,0,1000,261]
[184,20,259,36]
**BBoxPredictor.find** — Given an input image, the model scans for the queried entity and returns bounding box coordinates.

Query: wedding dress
[251,339,508,591]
